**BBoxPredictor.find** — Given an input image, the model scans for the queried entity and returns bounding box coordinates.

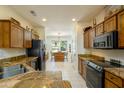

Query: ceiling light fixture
[42,18,47,22]
[72,18,76,22]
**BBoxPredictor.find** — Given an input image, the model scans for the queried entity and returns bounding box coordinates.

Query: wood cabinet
[105,79,119,88]
[104,16,117,33]
[84,28,95,48]
[78,56,83,76]
[118,10,124,48]
[54,52,64,62]
[89,28,95,48]
[104,71,123,88]
[24,30,32,48]
[11,23,24,48]
[0,20,24,48]
[95,22,104,36]
[84,31,89,48]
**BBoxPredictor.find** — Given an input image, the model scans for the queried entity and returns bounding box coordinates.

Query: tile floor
[46,60,87,88]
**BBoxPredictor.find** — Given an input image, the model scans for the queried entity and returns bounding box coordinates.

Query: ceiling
[10,5,105,36]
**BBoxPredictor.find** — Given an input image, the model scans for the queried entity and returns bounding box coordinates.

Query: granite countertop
[0,57,38,67]
[0,71,71,88]
[78,54,105,62]
[104,68,124,79]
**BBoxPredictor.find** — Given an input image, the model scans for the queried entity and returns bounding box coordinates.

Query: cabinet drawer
[105,71,122,87]
[105,79,119,88]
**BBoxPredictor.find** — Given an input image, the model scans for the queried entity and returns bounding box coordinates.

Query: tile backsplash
[0,48,26,59]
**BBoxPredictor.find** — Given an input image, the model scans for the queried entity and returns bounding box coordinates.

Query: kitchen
[0,5,124,89]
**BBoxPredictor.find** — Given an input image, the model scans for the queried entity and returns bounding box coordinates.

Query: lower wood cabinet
[78,56,83,76]
[104,71,124,88]
[105,79,119,88]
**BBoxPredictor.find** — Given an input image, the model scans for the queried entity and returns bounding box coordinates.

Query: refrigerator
[26,40,45,71]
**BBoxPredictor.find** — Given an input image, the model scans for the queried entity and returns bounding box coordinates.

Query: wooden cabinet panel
[89,28,95,48]
[11,23,18,47]
[105,79,119,88]
[78,56,83,76]
[105,71,122,87]
[3,22,10,48]
[11,23,24,48]
[118,11,124,48]
[84,31,89,48]
[24,30,32,48]
[104,16,117,33]
[0,22,3,47]
[18,27,23,48]
[95,23,104,36]
[84,28,95,48]
[0,20,27,48]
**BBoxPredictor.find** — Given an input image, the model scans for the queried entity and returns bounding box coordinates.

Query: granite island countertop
[104,68,124,79]
[0,71,71,88]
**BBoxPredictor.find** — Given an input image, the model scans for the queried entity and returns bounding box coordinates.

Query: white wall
[33,26,45,40]
[0,6,34,59]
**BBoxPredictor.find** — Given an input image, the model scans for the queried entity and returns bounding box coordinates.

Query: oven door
[86,65,103,88]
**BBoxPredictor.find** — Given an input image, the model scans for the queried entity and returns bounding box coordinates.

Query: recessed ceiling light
[72,18,76,21]
[42,18,47,22]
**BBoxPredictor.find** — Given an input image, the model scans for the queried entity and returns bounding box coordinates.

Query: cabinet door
[27,31,32,48]
[24,31,32,48]
[11,23,18,47]
[104,16,117,33]
[11,23,23,48]
[3,22,10,48]
[18,27,23,48]
[84,31,89,48]
[89,28,95,48]
[118,11,124,48]
[105,79,119,88]
[0,22,3,47]
[95,23,104,36]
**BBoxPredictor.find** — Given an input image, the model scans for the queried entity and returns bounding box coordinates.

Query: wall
[0,5,33,59]
[33,26,45,40]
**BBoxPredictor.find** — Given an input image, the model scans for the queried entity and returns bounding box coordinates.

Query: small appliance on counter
[26,40,45,71]
[93,31,118,49]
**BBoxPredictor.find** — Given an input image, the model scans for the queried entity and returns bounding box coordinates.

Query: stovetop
[87,59,123,72]
[88,59,123,68]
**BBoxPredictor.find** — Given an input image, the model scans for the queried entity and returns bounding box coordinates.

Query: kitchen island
[0,55,71,88]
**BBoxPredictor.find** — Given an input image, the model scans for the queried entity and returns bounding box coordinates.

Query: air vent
[30,10,37,16]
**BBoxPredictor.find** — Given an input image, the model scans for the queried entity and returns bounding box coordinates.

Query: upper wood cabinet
[11,23,24,48]
[84,28,95,48]
[118,10,124,48]
[95,22,104,36]
[84,31,89,48]
[24,30,32,48]
[0,20,24,48]
[89,28,95,48]
[104,16,117,33]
